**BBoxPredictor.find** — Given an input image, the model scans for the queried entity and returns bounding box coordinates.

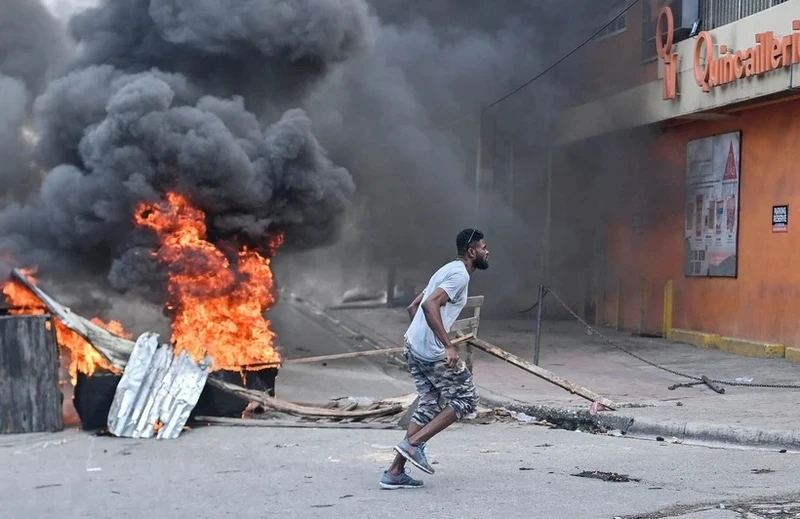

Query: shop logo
[657,5,800,98]
[693,21,800,92]
[655,6,679,100]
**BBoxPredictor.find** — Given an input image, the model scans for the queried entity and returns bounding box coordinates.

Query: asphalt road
[2,423,798,519]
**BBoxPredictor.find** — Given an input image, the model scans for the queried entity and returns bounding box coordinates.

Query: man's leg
[407,358,479,446]
[393,357,478,475]
[407,407,457,445]
[387,422,423,474]
[385,350,441,476]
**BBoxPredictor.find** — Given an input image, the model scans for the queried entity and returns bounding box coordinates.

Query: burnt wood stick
[194,416,401,430]
[668,381,704,390]
[701,375,726,394]
[282,333,474,365]
[464,335,618,410]
[207,378,404,418]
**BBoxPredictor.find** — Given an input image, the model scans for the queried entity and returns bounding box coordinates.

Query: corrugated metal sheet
[10,268,135,370]
[107,332,212,439]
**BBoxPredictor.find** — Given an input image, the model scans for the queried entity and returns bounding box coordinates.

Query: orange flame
[134,192,281,371]
[1,268,128,385]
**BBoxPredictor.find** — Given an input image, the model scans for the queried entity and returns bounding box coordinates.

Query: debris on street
[589,401,607,415]
[196,393,416,430]
[572,471,640,483]
[668,375,725,394]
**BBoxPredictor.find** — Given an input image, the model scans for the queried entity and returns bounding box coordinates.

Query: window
[641,0,787,62]
[700,0,789,31]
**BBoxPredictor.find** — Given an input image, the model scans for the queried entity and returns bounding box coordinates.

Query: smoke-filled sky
[297,0,602,308]
[1,0,624,317]
[1,0,370,296]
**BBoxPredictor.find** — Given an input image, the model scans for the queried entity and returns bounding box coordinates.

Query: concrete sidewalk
[315,302,800,450]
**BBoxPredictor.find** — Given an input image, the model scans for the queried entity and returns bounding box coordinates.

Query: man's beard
[475,257,489,270]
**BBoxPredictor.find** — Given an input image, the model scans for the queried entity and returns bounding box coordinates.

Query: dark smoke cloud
[2,0,649,324]
[0,0,367,302]
[66,0,370,110]
[0,0,67,96]
[0,76,32,200]
[295,0,599,310]
[0,0,68,202]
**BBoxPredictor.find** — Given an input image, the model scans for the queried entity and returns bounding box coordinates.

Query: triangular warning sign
[723,142,738,181]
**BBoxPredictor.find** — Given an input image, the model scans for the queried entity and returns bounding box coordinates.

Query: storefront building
[552,0,800,358]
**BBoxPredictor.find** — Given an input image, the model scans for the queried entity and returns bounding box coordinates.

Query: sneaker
[394,438,435,474]
[380,469,424,489]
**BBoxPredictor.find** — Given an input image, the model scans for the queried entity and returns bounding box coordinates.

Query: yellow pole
[594,288,602,328]
[615,278,623,331]
[640,281,649,334]
[663,280,674,339]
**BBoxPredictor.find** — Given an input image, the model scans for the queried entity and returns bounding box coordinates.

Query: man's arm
[421,274,466,368]
[407,291,424,322]
[421,289,452,348]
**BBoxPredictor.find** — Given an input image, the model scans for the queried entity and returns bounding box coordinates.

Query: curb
[477,387,800,452]
[668,328,786,359]
[785,347,800,364]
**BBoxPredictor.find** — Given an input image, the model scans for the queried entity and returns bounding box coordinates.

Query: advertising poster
[684,131,741,277]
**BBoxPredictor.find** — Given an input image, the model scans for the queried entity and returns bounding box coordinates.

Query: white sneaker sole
[379,482,424,489]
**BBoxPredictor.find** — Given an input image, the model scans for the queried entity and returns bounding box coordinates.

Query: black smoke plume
[0,0,368,304]
[2,0,651,322]
[0,0,67,201]
[288,0,604,310]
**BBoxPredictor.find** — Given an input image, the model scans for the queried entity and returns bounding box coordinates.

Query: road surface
[2,422,797,518]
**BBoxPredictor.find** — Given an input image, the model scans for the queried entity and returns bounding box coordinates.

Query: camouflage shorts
[404,345,478,426]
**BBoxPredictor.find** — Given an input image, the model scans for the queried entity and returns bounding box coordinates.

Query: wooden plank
[10,269,132,370]
[284,334,474,365]
[465,296,485,308]
[451,317,479,333]
[194,416,401,430]
[465,336,617,410]
[208,378,405,418]
[466,304,481,373]
[285,347,404,365]
[472,306,481,336]
[0,315,63,434]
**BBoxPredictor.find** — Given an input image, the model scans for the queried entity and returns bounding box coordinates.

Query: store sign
[657,7,800,99]
[772,205,789,233]
[655,6,680,100]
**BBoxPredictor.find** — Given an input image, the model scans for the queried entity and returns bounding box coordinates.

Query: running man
[380,228,489,489]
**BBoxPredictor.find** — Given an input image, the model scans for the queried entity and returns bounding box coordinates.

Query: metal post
[386,265,396,307]
[507,136,515,211]
[542,146,553,283]
[475,109,483,216]
[534,284,545,365]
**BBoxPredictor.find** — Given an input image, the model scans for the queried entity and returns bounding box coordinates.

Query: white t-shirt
[404,260,470,362]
